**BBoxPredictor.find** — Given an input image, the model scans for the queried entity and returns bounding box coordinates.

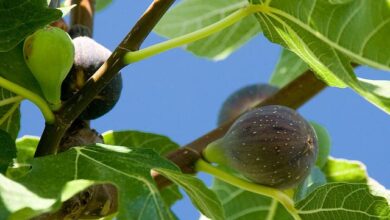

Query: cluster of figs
[23,25,122,119]
[24,26,321,189]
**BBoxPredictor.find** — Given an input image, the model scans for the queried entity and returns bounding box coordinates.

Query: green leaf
[0,130,16,174]
[102,130,179,155]
[295,182,390,219]
[15,136,39,164]
[254,0,390,114]
[5,135,36,180]
[203,176,293,220]
[294,167,327,202]
[310,122,331,168]
[328,0,354,4]
[102,130,183,206]
[0,0,62,52]
[0,44,43,95]
[154,0,261,60]
[258,0,390,71]
[156,168,225,220]
[0,174,95,220]
[104,130,226,219]
[13,144,177,219]
[0,89,21,140]
[322,157,367,183]
[58,5,76,17]
[96,0,113,12]
[270,49,308,87]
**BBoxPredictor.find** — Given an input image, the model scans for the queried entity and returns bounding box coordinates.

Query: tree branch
[35,0,176,157]
[154,70,327,188]
[71,0,95,36]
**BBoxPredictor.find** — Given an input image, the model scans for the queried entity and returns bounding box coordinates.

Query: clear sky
[19,1,390,219]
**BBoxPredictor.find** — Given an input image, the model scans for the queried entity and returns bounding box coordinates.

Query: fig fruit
[61,33,122,120]
[204,105,318,189]
[23,27,74,110]
[217,84,278,126]
[310,122,331,168]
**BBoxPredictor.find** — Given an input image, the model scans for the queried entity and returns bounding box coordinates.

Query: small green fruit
[310,122,331,168]
[204,105,318,189]
[217,84,278,126]
[24,27,74,110]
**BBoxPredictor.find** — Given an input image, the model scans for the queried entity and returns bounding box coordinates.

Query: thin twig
[71,0,95,36]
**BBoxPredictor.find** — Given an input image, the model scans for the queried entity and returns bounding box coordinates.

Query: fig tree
[61,29,122,120]
[217,84,278,126]
[23,27,74,110]
[204,105,318,189]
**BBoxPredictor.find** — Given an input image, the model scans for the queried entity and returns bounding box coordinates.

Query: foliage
[0,0,389,219]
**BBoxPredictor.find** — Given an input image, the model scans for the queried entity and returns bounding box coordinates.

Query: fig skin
[61,35,122,120]
[24,26,74,110]
[217,84,278,126]
[205,105,318,189]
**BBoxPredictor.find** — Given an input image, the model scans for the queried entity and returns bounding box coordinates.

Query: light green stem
[266,199,278,220]
[0,76,55,123]
[0,96,24,107]
[124,4,265,64]
[0,102,20,125]
[195,159,301,220]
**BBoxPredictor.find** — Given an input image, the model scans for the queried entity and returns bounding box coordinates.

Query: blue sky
[19,1,390,219]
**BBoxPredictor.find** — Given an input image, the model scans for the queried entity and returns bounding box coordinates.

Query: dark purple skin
[215,105,318,189]
[61,28,122,120]
[217,84,278,126]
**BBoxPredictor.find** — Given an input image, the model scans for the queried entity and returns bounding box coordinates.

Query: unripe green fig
[217,84,278,126]
[310,122,331,168]
[24,26,74,110]
[204,105,318,189]
[61,34,122,120]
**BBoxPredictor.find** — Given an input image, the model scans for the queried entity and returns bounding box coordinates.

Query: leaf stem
[123,4,261,64]
[266,199,278,220]
[195,159,301,220]
[0,102,20,125]
[0,96,24,107]
[0,76,54,123]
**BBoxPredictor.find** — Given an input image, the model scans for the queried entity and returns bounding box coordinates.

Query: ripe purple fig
[217,84,278,126]
[61,29,122,120]
[204,105,318,189]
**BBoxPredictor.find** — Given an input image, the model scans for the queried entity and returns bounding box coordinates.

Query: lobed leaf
[0,44,43,95]
[0,131,16,174]
[157,168,225,220]
[102,130,179,155]
[296,182,390,219]
[154,0,261,60]
[270,49,308,88]
[254,0,390,114]
[322,157,368,183]
[0,88,21,140]
[202,171,293,220]
[0,0,62,51]
[5,131,224,219]
[103,130,183,206]
[14,144,178,220]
